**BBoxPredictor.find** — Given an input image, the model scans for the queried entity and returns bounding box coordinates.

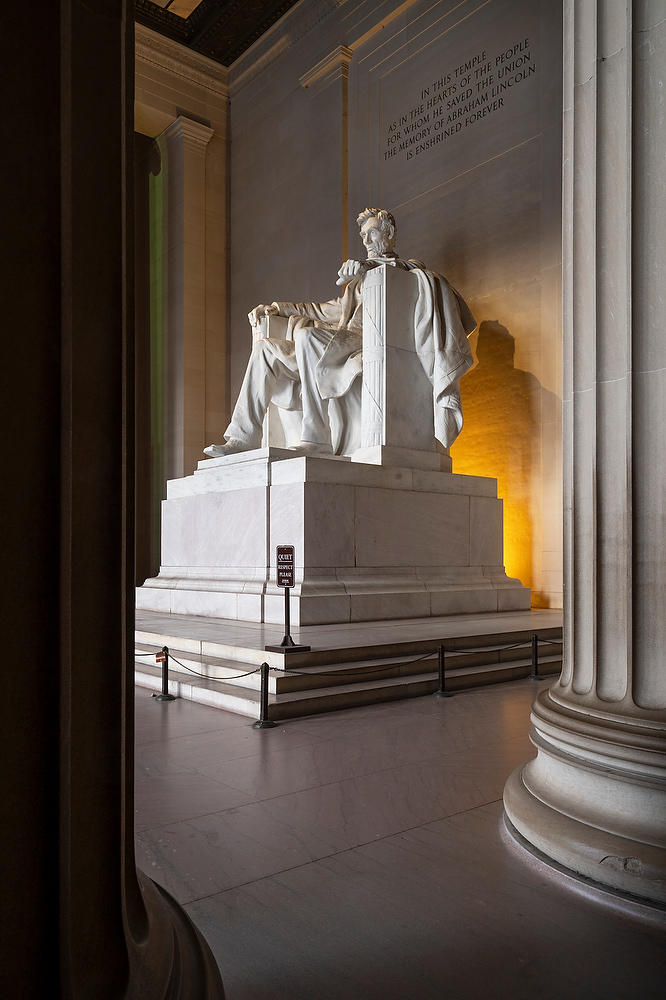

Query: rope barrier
[437,637,561,655]
[274,648,437,680]
[135,648,262,681]
[439,640,530,655]
[167,653,262,681]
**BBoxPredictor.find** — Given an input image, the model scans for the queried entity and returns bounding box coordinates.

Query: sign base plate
[265,643,311,653]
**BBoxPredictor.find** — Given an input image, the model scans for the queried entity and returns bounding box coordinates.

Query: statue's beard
[366,238,395,258]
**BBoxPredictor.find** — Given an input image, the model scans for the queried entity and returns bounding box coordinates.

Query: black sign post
[265,545,311,653]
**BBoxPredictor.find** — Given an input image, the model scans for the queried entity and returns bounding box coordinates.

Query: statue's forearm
[273,299,343,324]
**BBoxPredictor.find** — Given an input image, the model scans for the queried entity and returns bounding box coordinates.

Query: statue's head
[356,208,397,258]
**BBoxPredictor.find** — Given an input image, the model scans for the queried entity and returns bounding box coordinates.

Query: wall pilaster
[158,115,214,479]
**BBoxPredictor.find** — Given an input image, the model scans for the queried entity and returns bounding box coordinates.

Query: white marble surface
[469,496,504,567]
[352,444,447,471]
[271,456,483,493]
[270,482,356,569]
[139,451,529,624]
[136,606,561,654]
[355,487,469,568]
[430,587,497,617]
[505,0,666,906]
[359,264,436,455]
[217,227,472,470]
[162,489,268,567]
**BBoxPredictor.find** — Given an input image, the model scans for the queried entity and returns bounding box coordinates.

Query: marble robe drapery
[272,258,476,448]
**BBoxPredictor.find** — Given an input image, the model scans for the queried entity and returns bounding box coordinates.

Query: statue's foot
[203,439,247,458]
[290,441,334,456]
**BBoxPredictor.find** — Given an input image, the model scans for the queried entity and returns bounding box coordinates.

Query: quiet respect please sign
[276,545,295,589]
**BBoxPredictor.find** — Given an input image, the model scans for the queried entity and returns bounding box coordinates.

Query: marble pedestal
[137,450,529,626]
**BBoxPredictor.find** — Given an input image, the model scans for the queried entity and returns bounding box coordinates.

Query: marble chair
[255,262,450,472]
[252,313,362,457]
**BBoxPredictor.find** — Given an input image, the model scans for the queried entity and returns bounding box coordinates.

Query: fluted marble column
[504,0,666,904]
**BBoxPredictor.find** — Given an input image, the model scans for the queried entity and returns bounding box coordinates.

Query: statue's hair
[356,208,396,235]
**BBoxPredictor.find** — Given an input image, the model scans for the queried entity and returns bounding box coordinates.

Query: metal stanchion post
[265,585,311,653]
[153,645,176,702]
[253,662,277,729]
[433,644,453,698]
[531,634,539,679]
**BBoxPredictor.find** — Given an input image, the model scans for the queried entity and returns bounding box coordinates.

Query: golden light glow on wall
[451,320,539,594]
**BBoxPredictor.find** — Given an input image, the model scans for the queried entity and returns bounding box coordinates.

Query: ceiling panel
[135,0,302,66]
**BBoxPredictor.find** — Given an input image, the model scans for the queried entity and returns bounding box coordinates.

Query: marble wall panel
[162,488,267,567]
[269,457,498,498]
[290,595,352,627]
[236,593,264,622]
[350,592,430,622]
[271,456,414,491]
[303,484,356,567]
[469,497,504,567]
[268,483,356,569]
[189,459,273,494]
[412,470,497,498]
[136,586,172,613]
[174,590,239,619]
[268,484,305,563]
[430,588,498,616]
[228,45,345,399]
[355,487,469,567]
[497,585,531,611]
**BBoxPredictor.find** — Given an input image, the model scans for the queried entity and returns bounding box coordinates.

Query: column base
[504,686,666,905]
[128,870,224,997]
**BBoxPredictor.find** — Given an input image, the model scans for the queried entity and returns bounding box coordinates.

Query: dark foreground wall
[1,3,222,996]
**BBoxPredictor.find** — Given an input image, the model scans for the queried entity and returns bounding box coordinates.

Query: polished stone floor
[135,678,665,1000]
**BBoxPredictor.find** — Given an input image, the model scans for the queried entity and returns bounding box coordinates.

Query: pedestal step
[135,625,562,721]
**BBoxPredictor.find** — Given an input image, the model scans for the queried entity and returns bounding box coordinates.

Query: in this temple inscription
[384,38,536,163]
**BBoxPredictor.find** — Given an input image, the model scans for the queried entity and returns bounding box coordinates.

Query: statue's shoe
[290,441,334,456]
[203,439,247,458]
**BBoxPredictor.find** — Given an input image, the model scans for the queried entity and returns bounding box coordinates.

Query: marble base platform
[137,449,530,625]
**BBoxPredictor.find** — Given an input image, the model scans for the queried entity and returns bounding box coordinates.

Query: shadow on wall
[451,320,552,597]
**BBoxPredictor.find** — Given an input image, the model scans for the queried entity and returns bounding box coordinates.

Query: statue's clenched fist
[336,259,366,286]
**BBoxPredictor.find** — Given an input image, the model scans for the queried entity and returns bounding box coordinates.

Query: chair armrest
[251,313,290,343]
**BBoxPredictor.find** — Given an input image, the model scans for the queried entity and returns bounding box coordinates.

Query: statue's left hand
[248,303,279,327]
[336,259,365,286]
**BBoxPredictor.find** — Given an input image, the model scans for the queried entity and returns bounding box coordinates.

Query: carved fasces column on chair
[504,0,666,903]
[353,263,452,472]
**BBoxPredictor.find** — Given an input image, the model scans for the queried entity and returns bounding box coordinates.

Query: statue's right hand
[336,259,364,286]
[248,303,279,327]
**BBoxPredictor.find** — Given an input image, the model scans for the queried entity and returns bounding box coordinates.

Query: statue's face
[360,215,395,257]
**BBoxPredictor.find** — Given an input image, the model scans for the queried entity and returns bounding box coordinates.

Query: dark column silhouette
[1,4,223,996]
